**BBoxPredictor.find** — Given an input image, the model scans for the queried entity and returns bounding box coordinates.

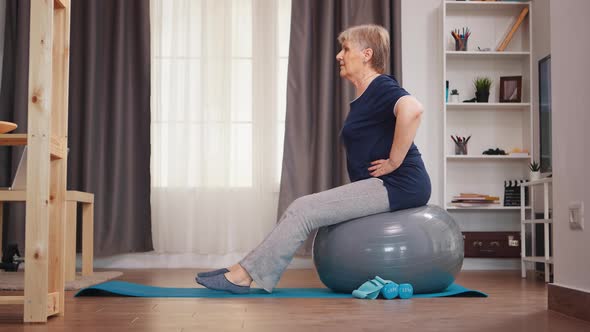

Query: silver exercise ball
[312,205,464,294]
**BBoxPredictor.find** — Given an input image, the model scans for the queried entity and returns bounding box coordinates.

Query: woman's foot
[195,263,245,279]
[223,264,253,287]
[195,264,253,294]
[196,268,229,278]
[196,274,251,294]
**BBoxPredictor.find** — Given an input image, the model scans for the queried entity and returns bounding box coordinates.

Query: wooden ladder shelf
[0,0,71,322]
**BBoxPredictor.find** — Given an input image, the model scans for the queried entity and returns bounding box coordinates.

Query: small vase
[529,171,541,181]
[476,91,490,103]
[450,94,460,103]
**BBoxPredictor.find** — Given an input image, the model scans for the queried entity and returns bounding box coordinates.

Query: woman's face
[336,40,366,80]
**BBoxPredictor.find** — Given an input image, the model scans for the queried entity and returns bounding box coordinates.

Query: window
[151,0,291,189]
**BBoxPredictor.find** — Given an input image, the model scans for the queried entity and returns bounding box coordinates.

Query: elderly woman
[196,24,431,294]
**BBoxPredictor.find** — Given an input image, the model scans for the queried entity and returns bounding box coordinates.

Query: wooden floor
[1,269,589,331]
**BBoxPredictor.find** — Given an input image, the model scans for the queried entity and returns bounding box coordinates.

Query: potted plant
[450,89,460,103]
[529,161,541,181]
[474,77,492,102]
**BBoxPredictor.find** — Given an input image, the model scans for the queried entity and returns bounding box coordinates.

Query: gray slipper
[196,274,250,294]
[196,268,229,278]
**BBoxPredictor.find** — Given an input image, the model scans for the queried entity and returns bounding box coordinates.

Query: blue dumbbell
[380,282,399,299]
[398,283,413,299]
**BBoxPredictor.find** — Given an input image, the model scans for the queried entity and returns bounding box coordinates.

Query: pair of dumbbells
[381,281,413,300]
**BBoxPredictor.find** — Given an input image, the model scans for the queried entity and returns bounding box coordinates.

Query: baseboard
[548,283,590,323]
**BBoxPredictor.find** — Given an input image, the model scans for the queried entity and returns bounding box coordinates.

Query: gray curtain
[68,0,152,256]
[278,0,402,255]
[0,0,153,256]
[0,0,30,253]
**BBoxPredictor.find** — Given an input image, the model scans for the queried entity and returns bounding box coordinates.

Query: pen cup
[455,38,468,51]
[455,142,468,155]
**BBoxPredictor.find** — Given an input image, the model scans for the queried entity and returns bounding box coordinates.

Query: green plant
[473,77,493,92]
[451,89,459,95]
[529,161,541,172]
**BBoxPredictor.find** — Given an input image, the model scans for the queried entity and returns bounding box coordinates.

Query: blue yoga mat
[75,281,487,298]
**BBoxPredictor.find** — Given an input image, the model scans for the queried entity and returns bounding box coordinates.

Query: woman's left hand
[368,159,397,177]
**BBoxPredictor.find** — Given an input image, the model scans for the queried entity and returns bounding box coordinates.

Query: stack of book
[450,193,500,208]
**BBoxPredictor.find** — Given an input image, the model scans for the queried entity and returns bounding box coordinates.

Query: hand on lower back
[368,159,396,177]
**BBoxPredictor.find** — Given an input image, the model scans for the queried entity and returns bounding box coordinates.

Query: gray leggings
[240,178,390,292]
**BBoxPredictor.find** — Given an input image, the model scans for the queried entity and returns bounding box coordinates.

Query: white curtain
[150,0,291,255]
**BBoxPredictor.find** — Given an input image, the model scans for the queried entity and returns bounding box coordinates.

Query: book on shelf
[449,202,501,208]
[453,193,500,201]
[451,193,500,207]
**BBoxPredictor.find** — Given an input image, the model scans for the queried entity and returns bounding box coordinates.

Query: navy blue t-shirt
[341,75,431,211]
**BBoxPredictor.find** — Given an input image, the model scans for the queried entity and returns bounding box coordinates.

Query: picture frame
[499,76,522,103]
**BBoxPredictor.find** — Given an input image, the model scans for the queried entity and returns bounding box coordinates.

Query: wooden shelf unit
[0,134,67,160]
[0,0,71,323]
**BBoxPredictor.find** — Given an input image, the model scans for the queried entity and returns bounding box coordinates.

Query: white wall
[401,0,444,206]
[550,0,590,292]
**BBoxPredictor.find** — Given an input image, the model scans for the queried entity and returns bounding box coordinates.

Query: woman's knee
[282,196,318,231]
[288,194,315,213]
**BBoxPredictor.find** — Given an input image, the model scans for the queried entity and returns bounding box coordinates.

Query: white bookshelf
[446,102,530,110]
[442,0,534,268]
[446,155,530,160]
[446,51,530,58]
[445,1,530,11]
[447,206,531,210]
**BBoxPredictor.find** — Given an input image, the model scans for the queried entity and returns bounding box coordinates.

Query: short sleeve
[391,78,410,98]
[382,76,410,116]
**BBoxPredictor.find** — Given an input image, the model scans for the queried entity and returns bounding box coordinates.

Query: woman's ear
[363,48,374,63]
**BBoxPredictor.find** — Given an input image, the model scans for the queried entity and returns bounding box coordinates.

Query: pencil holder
[454,38,467,51]
[455,142,468,155]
